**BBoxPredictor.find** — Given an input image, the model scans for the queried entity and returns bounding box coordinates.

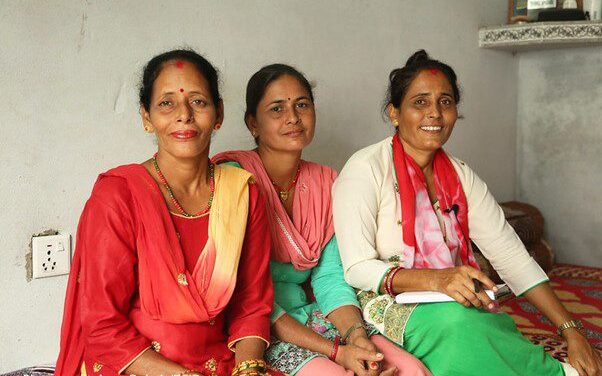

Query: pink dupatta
[212,150,335,270]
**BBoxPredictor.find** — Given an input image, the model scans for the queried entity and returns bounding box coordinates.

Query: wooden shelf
[479,20,602,51]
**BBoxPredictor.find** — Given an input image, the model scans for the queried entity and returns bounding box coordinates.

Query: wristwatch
[557,319,584,336]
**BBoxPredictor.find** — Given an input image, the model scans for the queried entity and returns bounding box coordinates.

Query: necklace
[271,164,301,203]
[152,152,215,217]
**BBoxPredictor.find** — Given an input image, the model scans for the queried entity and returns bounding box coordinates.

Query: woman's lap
[371,334,432,376]
[295,357,353,376]
[266,309,429,375]
[295,336,430,376]
[403,302,564,376]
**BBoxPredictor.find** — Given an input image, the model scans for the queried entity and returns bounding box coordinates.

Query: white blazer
[332,136,548,295]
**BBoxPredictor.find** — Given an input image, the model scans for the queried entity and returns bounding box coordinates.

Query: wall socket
[32,233,71,279]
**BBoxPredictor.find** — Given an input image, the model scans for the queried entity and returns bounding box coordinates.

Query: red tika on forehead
[428,69,439,75]
[179,88,184,93]
[175,60,185,69]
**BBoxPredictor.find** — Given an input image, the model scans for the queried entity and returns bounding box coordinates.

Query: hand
[349,332,381,374]
[348,334,397,376]
[336,342,385,376]
[565,329,602,376]
[378,367,397,376]
[432,266,497,311]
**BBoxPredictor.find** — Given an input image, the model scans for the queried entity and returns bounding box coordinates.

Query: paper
[395,284,509,304]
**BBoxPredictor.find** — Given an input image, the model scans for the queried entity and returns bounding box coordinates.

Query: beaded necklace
[271,164,301,203]
[152,152,214,217]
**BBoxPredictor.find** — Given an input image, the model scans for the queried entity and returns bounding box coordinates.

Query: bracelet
[231,359,267,376]
[341,322,366,344]
[385,266,403,296]
[557,319,584,336]
[383,267,394,296]
[329,335,341,362]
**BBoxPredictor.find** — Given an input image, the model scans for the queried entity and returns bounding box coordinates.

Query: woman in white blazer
[332,50,600,376]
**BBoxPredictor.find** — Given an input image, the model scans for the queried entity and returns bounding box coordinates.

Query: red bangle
[383,267,394,295]
[329,335,341,362]
[384,268,394,296]
[386,266,403,296]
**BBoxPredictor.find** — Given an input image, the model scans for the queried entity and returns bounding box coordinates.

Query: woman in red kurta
[55,49,276,376]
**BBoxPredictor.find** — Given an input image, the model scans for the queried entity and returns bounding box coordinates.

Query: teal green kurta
[265,236,363,374]
[220,161,359,323]
[271,236,359,324]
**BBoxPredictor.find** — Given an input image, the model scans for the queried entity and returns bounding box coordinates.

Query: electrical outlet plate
[32,233,71,279]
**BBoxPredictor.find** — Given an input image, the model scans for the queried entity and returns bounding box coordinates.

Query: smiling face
[247,74,315,153]
[140,60,223,159]
[388,69,458,157]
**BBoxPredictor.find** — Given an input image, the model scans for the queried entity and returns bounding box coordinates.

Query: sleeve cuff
[270,302,286,323]
[517,279,550,297]
[500,257,549,296]
[323,303,361,318]
[117,345,152,374]
[344,259,391,293]
[270,309,286,324]
[375,267,392,294]
[227,335,270,352]
[228,318,270,352]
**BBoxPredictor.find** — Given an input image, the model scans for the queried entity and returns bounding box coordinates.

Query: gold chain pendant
[279,191,289,202]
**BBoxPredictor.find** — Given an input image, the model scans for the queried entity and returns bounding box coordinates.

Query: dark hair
[245,63,314,121]
[139,49,221,111]
[384,49,460,113]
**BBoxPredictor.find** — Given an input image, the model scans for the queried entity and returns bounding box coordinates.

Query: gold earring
[393,120,399,127]
[251,131,258,138]
[214,124,221,130]
[144,126,151,133]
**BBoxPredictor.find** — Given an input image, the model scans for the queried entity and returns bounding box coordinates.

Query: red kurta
[56,165,273,376]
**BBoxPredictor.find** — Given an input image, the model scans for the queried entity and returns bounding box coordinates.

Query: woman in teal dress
[213,64,431,376]
[332,50,602,376]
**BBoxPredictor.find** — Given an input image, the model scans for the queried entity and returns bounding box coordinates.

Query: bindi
[428,69,439,75]
[175,60,185,69]
[179,88,184,93]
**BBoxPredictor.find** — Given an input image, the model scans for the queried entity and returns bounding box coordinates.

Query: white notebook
[395,284,508,304]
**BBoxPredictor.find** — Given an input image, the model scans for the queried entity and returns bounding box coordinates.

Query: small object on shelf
[509,0,531,23]
[563,0,578,8]
[538,8,586,19]
[584,0,602,19]
[528,0,558,21]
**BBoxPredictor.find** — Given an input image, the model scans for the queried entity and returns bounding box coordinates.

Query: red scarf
[392,134,479,269]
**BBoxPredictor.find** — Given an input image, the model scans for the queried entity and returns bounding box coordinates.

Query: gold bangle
[231,359,267,376]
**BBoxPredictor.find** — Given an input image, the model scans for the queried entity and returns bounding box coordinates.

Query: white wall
[517,47,602,268]
[0,1,516,371]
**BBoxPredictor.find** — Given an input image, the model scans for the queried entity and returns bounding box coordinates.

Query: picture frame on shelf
[510,0,586,23]
[508,0,529,23]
